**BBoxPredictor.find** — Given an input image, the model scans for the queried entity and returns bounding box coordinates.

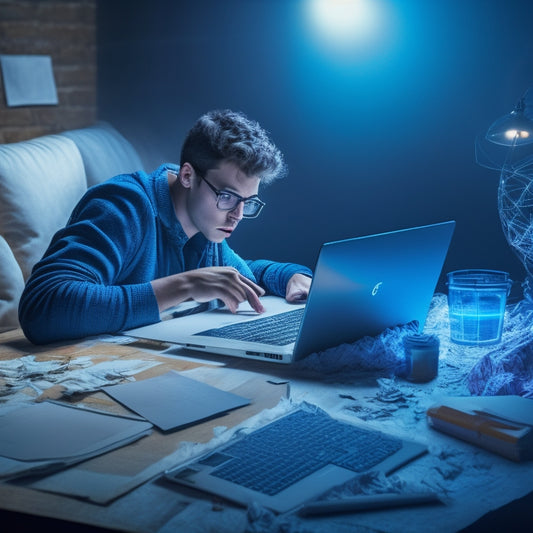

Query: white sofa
[0,122,145,332]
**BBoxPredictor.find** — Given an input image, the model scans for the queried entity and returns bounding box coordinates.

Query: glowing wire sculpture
[476,88,533,306]
[498,154,533,302]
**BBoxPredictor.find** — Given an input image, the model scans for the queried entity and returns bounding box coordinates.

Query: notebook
[125,220,455,364]
[164,403,428,513]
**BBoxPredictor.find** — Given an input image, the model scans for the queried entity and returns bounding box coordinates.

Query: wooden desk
[1,326,532,533]
[0,328,288,532]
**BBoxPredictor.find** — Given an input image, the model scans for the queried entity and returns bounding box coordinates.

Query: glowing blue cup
[447,270,512,345]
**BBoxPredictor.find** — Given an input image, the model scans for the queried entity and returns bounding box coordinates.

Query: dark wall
[97,0,533,297]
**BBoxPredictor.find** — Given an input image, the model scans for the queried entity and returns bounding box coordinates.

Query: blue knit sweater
[19,164,312,344]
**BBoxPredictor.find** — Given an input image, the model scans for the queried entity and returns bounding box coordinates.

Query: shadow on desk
[459,490,532,532]
[3,492,532,533]
[0,510,116,533]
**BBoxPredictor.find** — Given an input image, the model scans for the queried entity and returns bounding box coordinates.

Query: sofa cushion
[62,122,144,187]
[0,134,87,280]
[0,235,25,331]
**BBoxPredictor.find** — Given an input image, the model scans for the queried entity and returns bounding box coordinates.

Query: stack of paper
[427,395,533,461]
[0,401,153,479]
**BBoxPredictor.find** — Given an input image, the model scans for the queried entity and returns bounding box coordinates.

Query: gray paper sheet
[0,55,58,107]
[102,370,251,431]
[0,401,152,479]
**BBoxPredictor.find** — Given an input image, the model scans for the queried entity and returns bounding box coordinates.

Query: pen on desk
[298,491,442,517]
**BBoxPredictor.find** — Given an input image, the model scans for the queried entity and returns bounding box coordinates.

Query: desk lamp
[477,88,533,306]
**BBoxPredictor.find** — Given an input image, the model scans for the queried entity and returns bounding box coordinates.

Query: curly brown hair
[180,109,287,184]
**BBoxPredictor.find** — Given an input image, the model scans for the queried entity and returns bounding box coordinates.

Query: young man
[19,110,312,344]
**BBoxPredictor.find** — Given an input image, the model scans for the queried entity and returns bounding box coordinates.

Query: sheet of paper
[0,54,58,106]
[102,370,251,432]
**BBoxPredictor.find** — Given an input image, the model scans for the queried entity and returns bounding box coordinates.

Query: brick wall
[0,0,97,143]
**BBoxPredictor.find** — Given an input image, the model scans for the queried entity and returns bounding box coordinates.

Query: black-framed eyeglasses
[200,176,266,218]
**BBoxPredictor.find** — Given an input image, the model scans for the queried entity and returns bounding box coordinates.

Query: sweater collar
[153,163,190,246]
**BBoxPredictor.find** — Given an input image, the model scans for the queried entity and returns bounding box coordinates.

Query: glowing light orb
[307,0,382,49]
[505,129,530,141]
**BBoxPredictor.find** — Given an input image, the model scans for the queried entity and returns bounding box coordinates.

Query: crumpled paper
[466,300,533,396]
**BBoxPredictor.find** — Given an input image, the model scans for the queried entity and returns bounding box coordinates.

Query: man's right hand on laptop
[151,266,265,315]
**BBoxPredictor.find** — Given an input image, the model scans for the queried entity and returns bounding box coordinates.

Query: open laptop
[125,220,455,364]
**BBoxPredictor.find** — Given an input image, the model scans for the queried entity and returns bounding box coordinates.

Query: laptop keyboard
[194,308,305,346]
[202,409,402,496]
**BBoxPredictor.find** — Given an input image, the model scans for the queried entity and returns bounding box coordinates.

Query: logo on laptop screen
[372,281,383,296]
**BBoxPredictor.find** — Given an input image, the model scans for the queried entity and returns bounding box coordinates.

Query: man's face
[184,160,261,243]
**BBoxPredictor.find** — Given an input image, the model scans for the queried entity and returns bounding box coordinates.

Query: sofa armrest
[0,134,87,280]
[0,235,25,331]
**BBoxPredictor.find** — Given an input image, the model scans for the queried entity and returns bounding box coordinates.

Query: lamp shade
[486,98,533,146]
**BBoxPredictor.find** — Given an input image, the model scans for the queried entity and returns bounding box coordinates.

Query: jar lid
[403,333,440,349]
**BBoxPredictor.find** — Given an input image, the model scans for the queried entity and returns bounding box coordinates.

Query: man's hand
[152,267,265,314]
[285,273,312,304]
